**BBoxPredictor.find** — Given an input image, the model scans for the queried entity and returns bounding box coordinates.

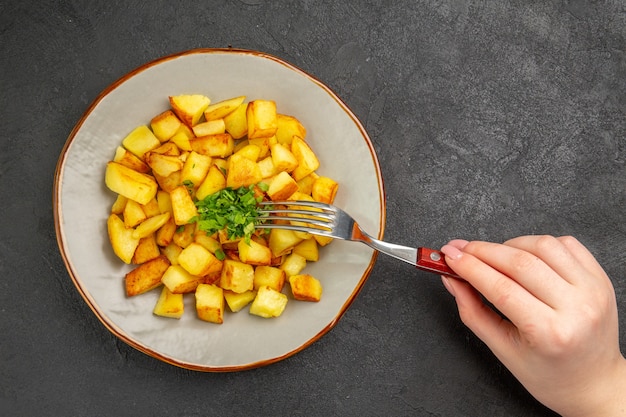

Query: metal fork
[256,200,460,279]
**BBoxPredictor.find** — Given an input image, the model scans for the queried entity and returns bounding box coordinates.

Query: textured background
[1,1,624,416]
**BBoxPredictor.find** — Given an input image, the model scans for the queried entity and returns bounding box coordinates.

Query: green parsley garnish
[192,184,267,243]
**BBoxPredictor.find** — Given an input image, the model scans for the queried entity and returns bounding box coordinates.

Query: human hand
[440,235,626,417]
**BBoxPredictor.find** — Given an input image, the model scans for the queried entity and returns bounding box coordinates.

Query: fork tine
[255,200,336,235]
[256,214,332,229]
[258,200,335,211]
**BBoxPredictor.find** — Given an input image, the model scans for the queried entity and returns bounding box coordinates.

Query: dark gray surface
[2,1,624,416]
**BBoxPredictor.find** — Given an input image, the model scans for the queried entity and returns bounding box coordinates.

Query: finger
[503,235,603,286]
[442,276,523,364]
[556,236,611,281]
[459,240,572,308]
[441,243,553,324]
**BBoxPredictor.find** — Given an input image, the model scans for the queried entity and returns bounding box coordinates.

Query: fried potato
[275,114,306,146]
[249,286,287,318]
[226,154,263,189]
[169,94,211,127]
[195,283,224,323]
[223,289,256,313]
[153,286,184,319]
[161,265,204,294]
[247,100,278,139]
[170,185,198,225]
[204,96,245,121]
[125,255,170,297]
[151,110,182,142]
[105,161,158,205]
[220,260,254,294]
[195,164,227,201]
[289,274,322,302]
[107,213,140,264]
[105,93,339,323]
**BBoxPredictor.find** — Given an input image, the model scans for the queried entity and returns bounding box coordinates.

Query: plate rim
[53,47,386,372]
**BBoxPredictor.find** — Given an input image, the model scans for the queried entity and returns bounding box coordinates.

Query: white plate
[54,48,385,371]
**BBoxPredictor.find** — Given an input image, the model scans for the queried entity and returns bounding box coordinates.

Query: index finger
[441,240,554,323]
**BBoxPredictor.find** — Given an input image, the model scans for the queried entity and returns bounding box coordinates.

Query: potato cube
[178,242,222,276]
[150,141,181,156]
[155,216,177,246]
[247,100,278,139]
[204,96,246,120]
[267,171,298,201]
[253,265,286,292]
[153,170,182,193]
[293,238,319,261]
[195,283,224,324]
[169,94,211,127]
[141,197,161,218]
[249,286,287,318]
[156,190,173,214]
[296,172,319,195]
[161,265,203,294]
[220,260,254,293]
[153,286,184,319]
[132,234,161,264]
[311,176,339,204]
[190,133,234,158]
[257,156,277,179]
[161,242,183,265]
[234,144,262,162]
[132,212,171,239]
[224,290,256,312]
[121,125,161,159]
[169,185,198,225]
[170,130,193,152]
[105,161,158,205]
[113,146,150,173]
[107,213,140,264]
[125,255,170,297]
[194,232,222,254]
[280,253,307,277]
[110,194,128,215]
[270,143,298,173]
[192,119,226,137]
[291,137,320,181]
[268,228,303,257]
[151,110,182,142]
[275,114,306,146]
[248,137,270,159]
[172,223,195,248]
[195,164,227,200]
[289,274,322,302]
[145,152,183,177]
[226,154,262,189]
[313,234,334,247]
[223,102,248,139]
[238,239,272,266]
[181,151,212,187]
[123,199,146,228]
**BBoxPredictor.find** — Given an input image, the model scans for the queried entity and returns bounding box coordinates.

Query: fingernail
[440,244,463,260]
[448,239,470,250]
[441,276,456,297]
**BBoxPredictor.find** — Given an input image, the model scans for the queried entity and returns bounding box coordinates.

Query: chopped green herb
[214,249,226,261]
[192,184,264,243]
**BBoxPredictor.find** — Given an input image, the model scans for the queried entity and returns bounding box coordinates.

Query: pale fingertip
[441,275,457,297]
[441,243,464,260]
[447,239,470,249]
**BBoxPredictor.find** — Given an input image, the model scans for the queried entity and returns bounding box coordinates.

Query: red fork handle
[416,247,462,279]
